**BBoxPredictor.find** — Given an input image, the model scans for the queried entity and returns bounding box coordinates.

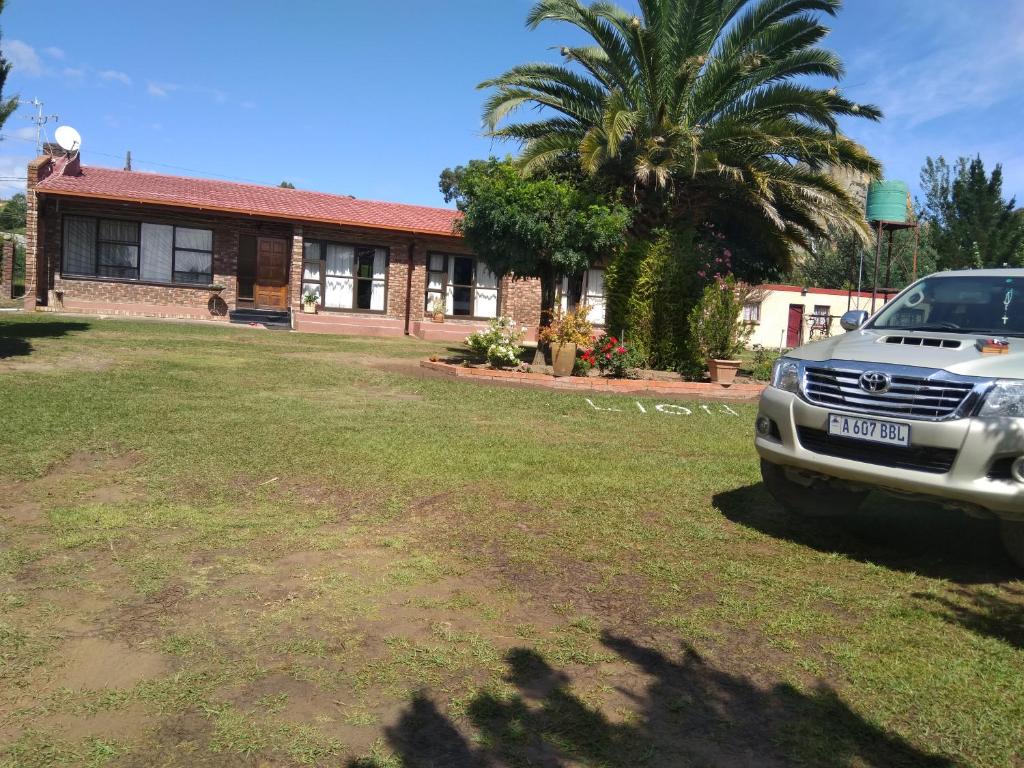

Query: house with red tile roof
[21,151,549,339]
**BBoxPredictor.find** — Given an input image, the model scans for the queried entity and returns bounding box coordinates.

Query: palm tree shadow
[350,637,957,767]
[713,483,1018,585]
[0,319,90,360]
[912,586,1024,650]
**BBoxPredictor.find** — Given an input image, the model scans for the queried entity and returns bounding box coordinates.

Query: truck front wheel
[999,520,1024,569]
[760,459,868,518]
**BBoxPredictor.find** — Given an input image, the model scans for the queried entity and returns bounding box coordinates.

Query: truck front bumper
[755,387,1024,518]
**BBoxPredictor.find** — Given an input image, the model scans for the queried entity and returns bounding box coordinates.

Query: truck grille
[803,367,975,420]
[796,427,958,474]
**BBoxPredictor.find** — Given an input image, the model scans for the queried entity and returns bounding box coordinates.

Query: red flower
[616,346,626,354]
[610,336,618,344]
[605,353,611,360]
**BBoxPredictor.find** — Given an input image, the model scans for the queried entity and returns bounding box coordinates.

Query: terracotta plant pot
[708,358,741,386]
[432,311,445,323]
[551,342,577,378]
[303,302,316,314]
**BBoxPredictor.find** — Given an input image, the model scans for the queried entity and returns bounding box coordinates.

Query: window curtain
[140,223,173,283]
[99,220,138,243]
[325,244,354,309]
[370,248,386,311]
[474,262,498,318]
[63,217,96,275]
[585,268,606,325]
[425,253,445,312]
[175,227,212,251]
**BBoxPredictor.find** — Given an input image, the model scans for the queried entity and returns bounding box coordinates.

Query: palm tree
[480,0,882,258]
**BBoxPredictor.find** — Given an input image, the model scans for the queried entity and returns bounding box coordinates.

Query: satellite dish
[54,125,82,153]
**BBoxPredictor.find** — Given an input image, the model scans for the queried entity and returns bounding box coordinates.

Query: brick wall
[0,238,12,299]
[28,155,545,334]
[40,197,291,321]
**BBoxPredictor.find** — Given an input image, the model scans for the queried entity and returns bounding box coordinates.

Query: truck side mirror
[840,310,869,331]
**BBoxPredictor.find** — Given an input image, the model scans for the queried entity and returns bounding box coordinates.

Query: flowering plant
[465,316,525,368]
[588,333,640,378]
[538,305,594,347]
[303,290,318,305]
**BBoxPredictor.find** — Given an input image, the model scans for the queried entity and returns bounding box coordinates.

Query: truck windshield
[869,274,1023,336]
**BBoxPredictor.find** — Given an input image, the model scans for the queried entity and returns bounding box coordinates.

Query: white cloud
[62,67,85,79]
[851,2,1024,128]
[99,69,132,86]
[6,40,42,77]
[146,81,179,97]
[11,126,36,141]
[42,46,65,60]
[240,100,256,110]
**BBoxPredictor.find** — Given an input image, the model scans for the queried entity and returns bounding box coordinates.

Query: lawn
[0,313,1021,767]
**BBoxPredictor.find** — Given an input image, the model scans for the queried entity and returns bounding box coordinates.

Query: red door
[786,304,804,348]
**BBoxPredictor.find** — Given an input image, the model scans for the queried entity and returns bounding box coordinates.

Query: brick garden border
[420,360,765,401]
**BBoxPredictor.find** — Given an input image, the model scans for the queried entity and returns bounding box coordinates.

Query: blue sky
[1,0,1021,209]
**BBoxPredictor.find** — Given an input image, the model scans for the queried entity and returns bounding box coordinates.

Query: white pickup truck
[755,269,1024,566]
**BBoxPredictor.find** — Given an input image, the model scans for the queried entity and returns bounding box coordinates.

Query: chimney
[41,142,82,176]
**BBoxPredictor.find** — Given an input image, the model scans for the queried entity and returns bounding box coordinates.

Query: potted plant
[430,295,446,323]
[688,276,755,385]
[539,305,594,377]
[302,291,318,314]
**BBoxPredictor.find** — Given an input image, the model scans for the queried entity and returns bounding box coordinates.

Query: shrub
[538,304,594,347]
[688,276,754,362]
[750,344,781,381]
[589,333,642,378]
[604,229,706,371]
[465,317,525,368]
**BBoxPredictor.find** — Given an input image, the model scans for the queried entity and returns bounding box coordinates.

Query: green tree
[439,158,630,325]
[479,0,881,267]
[0,1,17,136]
[279,181,295,189]
[918,155,1024,269]
[0,192,25,230]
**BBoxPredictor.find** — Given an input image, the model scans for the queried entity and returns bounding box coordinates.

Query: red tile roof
[35,163,462,237]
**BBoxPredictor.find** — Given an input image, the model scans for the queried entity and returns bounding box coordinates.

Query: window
[812,304,831,319]
[424,253,498,318]
[302,240,387,312]
[63,215,213,285]
[173,227,213,284]
[97,220,139,279]
[742,302,761,323]
[558,268,607,325]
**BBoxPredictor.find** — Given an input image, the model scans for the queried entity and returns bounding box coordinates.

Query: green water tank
[866,180,909,223]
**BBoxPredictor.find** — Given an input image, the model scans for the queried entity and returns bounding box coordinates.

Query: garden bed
[421,359,765,400]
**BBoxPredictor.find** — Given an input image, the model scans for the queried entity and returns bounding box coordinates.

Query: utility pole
[22,98,59,154]
[124,150,132,171]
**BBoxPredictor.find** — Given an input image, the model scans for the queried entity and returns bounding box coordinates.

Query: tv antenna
[22,98,59,154]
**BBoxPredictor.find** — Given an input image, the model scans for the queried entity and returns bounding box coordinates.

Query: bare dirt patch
[52,637,169,690]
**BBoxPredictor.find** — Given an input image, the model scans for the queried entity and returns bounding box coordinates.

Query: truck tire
[760,459,868,518]
[1000,520,1024,569]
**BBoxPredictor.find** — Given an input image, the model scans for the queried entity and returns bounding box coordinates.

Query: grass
[0,312,1021,767]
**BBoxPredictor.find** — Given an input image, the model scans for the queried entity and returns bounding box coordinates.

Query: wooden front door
[786,304,804,348]
[254,237,290,310]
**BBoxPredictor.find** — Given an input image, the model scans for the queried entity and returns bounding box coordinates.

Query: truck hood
[788,329,1024,379]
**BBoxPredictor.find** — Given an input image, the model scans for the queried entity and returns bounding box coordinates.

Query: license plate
[827,413,910,447]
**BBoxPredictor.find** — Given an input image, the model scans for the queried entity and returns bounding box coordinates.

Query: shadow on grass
[714,483,1018,585]
[912,585,1024,650]
[350,634,955,768]
[0,319,90,360]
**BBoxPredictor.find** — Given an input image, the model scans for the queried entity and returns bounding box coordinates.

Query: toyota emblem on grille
[859,371,891,393]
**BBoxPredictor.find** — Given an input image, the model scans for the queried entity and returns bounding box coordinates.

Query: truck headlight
[771,358,801,393]
[979,380,1024,417]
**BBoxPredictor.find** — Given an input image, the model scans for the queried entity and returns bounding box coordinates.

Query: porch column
[0,237,13,299]
[289,225,304,328]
